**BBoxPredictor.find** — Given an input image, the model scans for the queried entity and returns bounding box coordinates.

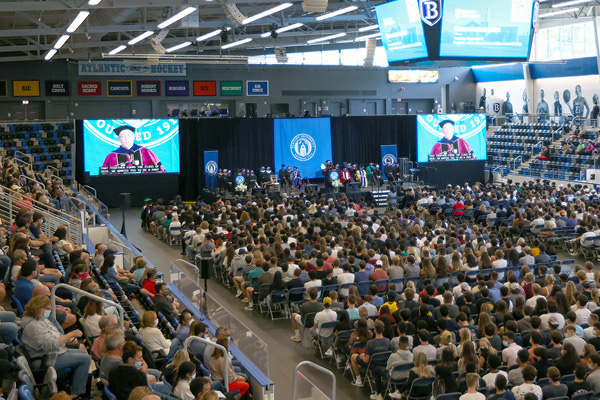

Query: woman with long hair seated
[208,338,250,396]
[172,361,197,400]
[21,296,92,399]
[100,254,138,297]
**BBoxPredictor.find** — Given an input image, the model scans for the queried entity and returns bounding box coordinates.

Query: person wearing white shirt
[460,373,486,400]
[525,284,543,309]
[539,303,565,330]
[574,295,592,325]
[336,264,355,297]
[511,365,542,400]
[564,325,586,356]
[172,361,197,400]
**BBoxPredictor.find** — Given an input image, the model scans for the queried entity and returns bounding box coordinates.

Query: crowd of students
[143,177,600,400]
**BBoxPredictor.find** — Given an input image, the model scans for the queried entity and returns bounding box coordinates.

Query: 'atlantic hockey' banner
[273,118,333,180]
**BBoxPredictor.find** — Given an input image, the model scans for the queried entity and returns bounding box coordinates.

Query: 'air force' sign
[419,0,441,27]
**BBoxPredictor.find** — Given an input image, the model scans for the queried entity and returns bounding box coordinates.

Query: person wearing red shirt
[140,268,158,300]
[369,261,388,292]
[452,198,465,216]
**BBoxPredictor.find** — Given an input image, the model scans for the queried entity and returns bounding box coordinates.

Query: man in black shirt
[108,342,152,400]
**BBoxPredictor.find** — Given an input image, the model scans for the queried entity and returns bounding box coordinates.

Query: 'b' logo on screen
[419,0,441,27]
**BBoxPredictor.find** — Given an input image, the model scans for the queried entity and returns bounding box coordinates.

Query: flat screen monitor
[439,0,534,59]
[375,0,429,63]
[417,114,487,163]
[83,119,180,176]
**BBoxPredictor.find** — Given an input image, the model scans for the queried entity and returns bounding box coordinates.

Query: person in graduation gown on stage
[341,168,352,185]
[291,167,302,189]
[384,164,395,182]
[373,165,383,186]
[357,167,367,188]
[429,119,475,159]
[102,125,165,172]
[365,164,373,186]
[278,165,289,189]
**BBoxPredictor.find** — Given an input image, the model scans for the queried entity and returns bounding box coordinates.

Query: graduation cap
[114,125,135,135]
[144,198,152,202]
[439,119,454,128]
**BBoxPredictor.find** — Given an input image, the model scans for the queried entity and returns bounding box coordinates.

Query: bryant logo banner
[381,145,398,180]
[204,151,219,189]
[419,0,441,27]
[274,118,333,180]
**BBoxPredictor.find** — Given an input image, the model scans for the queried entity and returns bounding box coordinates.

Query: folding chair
[364,351,391,393]
[436,393,462,400]
[299,312,317,350]
[315,321,338,359]
[18,385,35,400]
[332,329,354,369]
[571,391,593,400]
[288,287,306,313]
[267,289,290,320]
[407,377,436,400]
[169,225,182,246]
[383,362,414,399]
[357,280,372,296]
[374,279,389,296]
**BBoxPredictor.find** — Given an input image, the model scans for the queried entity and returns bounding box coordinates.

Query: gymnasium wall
[0,60,474,120]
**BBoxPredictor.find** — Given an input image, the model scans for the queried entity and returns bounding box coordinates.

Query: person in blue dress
[291,167,302,190]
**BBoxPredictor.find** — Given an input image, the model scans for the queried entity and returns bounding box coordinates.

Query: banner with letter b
[381,145,398,180]
[273,118,333,179]
[204,151,219,189]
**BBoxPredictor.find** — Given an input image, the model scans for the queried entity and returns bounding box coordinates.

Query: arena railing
[0,184,84,248]
[50,283,126,331]
[79,185,109,221]
[184,337,230,392]
[168,263,273,398]
[73,187,274,397]
[293,361,336,400]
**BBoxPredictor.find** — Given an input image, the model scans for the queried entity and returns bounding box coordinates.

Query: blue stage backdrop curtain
[204,151,218,189]
[273,118,333,179]
[380,144,398,180]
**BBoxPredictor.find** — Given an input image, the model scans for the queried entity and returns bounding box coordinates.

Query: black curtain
[330,116,417,165]
[179,118,274,200]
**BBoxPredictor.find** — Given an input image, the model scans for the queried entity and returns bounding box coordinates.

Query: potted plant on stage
[331,178,342,193]
[235,182,247,194]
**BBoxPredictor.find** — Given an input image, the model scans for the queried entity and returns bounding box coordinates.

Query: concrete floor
[119,208,367,400]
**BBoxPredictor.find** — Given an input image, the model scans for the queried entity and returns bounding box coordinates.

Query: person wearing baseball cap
[430,119,475,160]
[312,296,337,357]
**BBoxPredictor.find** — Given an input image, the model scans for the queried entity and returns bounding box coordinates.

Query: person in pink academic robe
[102,125,165,172]
[430,119,475,160]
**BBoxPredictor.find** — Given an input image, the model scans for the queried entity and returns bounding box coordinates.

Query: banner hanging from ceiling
[78,61,187,76]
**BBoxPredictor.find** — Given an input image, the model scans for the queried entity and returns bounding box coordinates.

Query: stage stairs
[372,189,390,207]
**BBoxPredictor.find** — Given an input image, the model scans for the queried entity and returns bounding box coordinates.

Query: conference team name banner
[13,80,40,97]
[45,80,71,96]
[220,81,243,96]
[107,80,133,97]
[165,81,189,96]
[204,150,219,189]
[380,144,398,181]
[194,81,216,96]
[78,81,102,96]
[273,118,333,180]
[247,80,269,96]
[137,81,161,96]
[78,61,187,76]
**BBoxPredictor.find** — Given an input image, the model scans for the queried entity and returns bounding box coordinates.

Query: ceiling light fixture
[261,31,272,38]
[358,24,379,32]
[196,29,222,41]
[166,41,193,52]
[128,31,154,45]
[44,49,57,60]
[54,35,70,49]
[66,11,91,33]
[552,0,591,7]
[108,45,127,55]
[88,0,102,5]
[222,37,252,49]
[307,32,346,44]
[242,3,293,24]
[277,23,304,33]
[157,7,197,29]
[539,7,579,17]
[355,32,381,41]
[316,6,358,21]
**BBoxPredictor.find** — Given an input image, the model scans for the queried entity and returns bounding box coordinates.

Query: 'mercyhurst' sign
[78,61,186,77]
